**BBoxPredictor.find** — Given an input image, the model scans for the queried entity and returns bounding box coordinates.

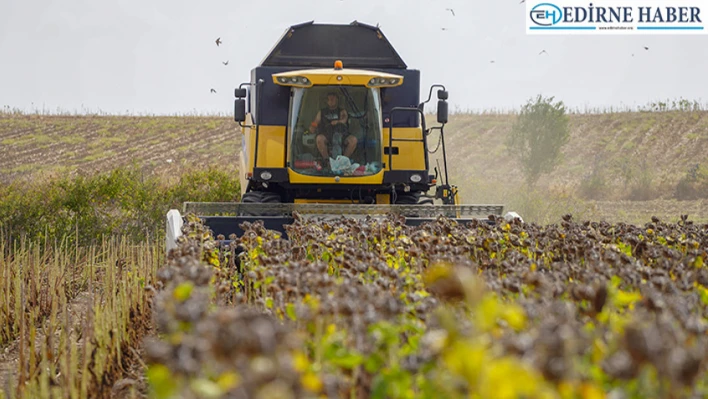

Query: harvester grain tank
[166,21,520,252]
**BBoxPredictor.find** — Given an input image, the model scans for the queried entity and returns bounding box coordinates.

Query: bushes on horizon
[578,168,610,200]
[506,95,570,186]
[625,159,659,201]
[675,163,708,200]
[0,165,241,247]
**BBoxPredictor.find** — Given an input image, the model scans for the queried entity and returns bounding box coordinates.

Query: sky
[1,0,707,115]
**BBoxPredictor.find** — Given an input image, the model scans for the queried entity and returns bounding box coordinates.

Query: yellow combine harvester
[166,21,517,249]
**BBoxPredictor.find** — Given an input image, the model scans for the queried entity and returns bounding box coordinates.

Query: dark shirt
[318,106,346,138]
[321,106,343,124]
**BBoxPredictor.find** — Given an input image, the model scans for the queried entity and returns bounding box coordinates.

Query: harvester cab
[166,21,520,251]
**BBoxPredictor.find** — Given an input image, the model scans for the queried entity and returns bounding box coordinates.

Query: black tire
[393,191,421,205]
[239,191,282,216]
[241,191,282,203]
[393,191,426,217]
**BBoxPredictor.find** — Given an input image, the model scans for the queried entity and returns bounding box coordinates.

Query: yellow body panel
[255,126,286,168]
[452,188,462,217]
[383,127,426,170]
[376,194,390,204]
[239,119,285,191]
[287,169,385,184]
[238,114,254,192]
[241,123,286,169]
[272,68,404,88]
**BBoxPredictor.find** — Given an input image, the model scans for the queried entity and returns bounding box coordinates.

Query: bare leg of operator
[343,135,357,158]
[316,134,329,162]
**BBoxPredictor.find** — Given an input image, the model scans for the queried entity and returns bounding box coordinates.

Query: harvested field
[0,237,159,399]
[0,114,239,185]
[440,111,708,203]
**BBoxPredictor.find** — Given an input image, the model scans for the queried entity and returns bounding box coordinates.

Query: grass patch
[0,164,241,248]
[7,164,36,174]
[58,134,86,145]
[81,153,106,162]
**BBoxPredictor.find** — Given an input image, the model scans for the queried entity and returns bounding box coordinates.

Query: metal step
[182,202,504,218]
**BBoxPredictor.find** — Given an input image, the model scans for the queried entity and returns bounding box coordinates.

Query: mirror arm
[420,84,447,108]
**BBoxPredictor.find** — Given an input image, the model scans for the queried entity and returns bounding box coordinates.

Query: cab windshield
[288,85,383,177]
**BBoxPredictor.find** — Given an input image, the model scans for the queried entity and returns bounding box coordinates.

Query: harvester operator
[311,92,358,163]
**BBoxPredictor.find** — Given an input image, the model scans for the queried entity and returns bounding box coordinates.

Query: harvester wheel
[393,191,429,217]
[393,191,421,205]
[239,191,282,216]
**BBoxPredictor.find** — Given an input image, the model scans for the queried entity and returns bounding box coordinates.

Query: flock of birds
[210,37,227,94]
[441,6,651,64]
[208,5,652,93]
[439,6,551,64]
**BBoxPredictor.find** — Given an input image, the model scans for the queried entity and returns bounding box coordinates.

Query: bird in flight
[644,46,649,50]
[215,37,222,46]
[490,60,495,63]
[520,0,525,3]
[223,61,229,65]
[446,8,455,16]
[210,88,217,94]
[441,27,448,31]
[539,49,548,55]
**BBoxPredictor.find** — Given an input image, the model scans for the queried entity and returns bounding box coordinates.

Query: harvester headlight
[260,171,272,180]
[276,76,310,86]
[369,77,400,87]
[410,174,422,183]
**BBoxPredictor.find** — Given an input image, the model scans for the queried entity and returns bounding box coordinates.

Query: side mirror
[234,99,246,122]
[235,88,247,98]
[437,99,448,124]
